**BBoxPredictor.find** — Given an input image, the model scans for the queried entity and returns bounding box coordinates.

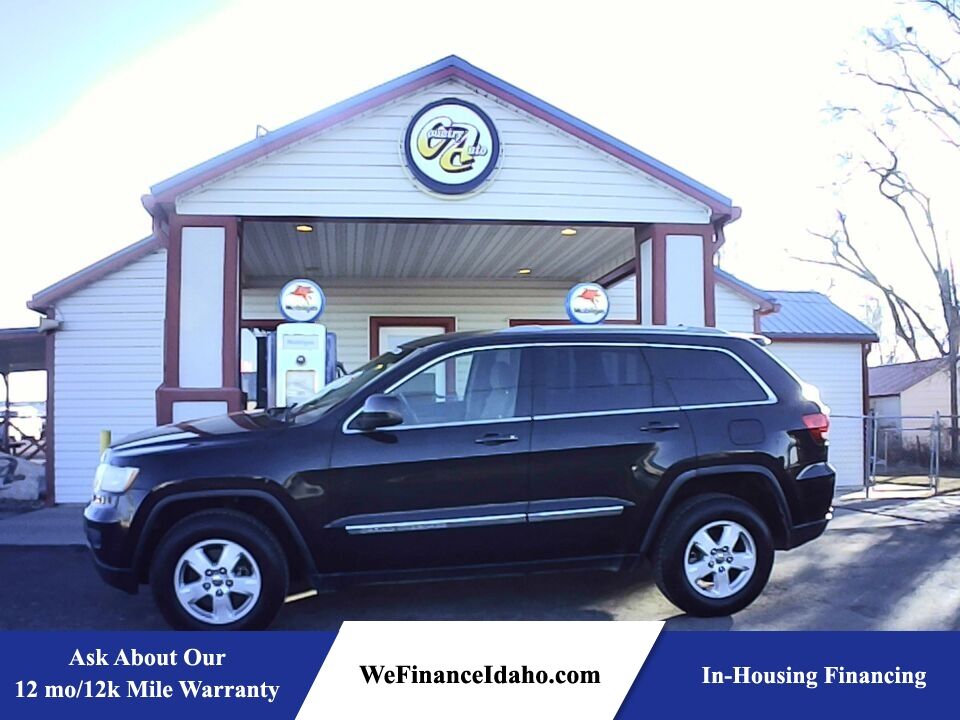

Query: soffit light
[560,227,577,236]
[516,268,533,275]
[295,224,314,233]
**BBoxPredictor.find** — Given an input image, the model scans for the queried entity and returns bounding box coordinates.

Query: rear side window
[535,346,668,414]
[643,347,769,406]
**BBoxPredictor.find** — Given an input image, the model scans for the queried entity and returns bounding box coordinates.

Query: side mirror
[352,394,404,431]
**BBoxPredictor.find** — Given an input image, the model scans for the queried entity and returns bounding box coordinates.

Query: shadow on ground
[4,497,960,630]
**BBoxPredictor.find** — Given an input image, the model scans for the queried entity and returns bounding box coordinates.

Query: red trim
[703,236,716,327]
[241,319,284,331]
[28,235,162,312]
[222,219,241,394]
[161,218,183,390]
[43,316,55,506]
[369,316,456,358]
[594,259,635,288]
[862,343,871,416]
[650,228,667,325]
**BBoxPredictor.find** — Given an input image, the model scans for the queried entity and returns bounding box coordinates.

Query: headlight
[93,463,139,493]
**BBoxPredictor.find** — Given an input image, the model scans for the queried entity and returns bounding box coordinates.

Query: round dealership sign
[278,279,325,323]
[565,283,610,325]
[403,98,500,195]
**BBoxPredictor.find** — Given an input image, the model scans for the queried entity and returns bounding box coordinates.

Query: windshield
[289,348,413,422]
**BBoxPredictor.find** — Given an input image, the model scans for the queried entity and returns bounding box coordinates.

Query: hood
[110,410,286,454]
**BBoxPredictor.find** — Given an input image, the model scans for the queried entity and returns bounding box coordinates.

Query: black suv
[84,326,834,629]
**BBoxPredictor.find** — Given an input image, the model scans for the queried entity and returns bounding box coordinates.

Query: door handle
[475,433,520,445]
[638,422,680,433]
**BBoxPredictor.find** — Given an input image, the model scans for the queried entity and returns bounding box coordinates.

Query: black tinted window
[535,346,664,414]
[643,347,767,406]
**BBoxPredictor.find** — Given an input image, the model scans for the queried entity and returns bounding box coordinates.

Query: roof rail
[500,324,731,336]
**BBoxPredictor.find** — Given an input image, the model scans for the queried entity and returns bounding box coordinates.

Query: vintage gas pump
[266,279,337,407]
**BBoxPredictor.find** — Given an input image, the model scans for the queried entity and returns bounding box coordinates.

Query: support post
[156,215,243,425]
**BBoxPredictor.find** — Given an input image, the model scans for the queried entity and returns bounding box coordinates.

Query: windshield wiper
[263,404,297,422]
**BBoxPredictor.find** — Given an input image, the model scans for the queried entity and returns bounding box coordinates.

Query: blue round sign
[278,279,325,323]
[565,283,610,325]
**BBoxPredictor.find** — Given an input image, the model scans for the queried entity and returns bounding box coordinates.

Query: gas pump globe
[266,279,337,407]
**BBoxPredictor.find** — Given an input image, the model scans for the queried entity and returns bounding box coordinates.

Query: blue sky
[0,0,220,152]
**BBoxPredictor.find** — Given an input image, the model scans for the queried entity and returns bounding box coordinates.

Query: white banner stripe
[297,621,663,719]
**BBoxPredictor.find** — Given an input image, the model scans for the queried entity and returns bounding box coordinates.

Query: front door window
[387,347,523,426]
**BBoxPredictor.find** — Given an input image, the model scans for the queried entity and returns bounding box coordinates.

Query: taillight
[802,413,830,443]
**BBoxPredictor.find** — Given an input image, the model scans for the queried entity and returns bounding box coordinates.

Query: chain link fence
[861,412,960,494]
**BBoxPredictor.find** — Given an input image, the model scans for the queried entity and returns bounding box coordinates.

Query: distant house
[869,358,957,424]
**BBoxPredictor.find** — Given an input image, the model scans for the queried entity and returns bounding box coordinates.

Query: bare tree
[807,0,960,459]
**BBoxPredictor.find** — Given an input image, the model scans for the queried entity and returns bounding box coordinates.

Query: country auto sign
[403,98,500,196]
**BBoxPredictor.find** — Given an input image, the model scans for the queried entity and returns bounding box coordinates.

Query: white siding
[243,280,570,371]
[768,341,865,488]
[177,79,710,225]
[606,277,637,321]
[899,370,956,420]
[53,250,166,502]
[715,283,756,332]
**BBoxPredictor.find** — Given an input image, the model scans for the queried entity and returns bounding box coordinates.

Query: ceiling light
[516,268,532,275]
[560,227,577,236]
[295,224,313,233]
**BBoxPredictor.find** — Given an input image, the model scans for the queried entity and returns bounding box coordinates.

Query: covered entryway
[145,56,737,424]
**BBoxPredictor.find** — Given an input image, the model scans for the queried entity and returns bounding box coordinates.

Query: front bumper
[83,501,139,594]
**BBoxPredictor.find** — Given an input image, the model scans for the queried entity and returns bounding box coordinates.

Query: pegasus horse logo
[289,284,314,304]
[577,287,603,307]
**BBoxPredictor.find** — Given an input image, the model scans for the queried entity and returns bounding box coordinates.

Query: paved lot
[2,493,960,630]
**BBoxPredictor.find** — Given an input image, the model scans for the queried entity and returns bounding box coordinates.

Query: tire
[150,510,289,630]
[653,493,773,617]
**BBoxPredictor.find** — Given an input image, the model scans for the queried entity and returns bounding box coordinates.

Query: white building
[17,56,876,502]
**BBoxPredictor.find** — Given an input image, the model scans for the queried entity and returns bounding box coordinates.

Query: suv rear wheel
[150,510,289,630]
[653,494,773,617]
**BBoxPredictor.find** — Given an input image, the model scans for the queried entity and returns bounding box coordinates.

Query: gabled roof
[148,55,735,216]
[868,358,950,397]
[715,268,778,311]
[716,269,878,342]
[759,290,878,342]
[27,235,161,313]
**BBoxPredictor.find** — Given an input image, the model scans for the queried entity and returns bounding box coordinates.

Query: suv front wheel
[150,510,289,630]
[653,494,774,617]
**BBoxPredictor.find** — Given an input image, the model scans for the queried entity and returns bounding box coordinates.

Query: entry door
[325,346,534,572]
[525,344,696,561]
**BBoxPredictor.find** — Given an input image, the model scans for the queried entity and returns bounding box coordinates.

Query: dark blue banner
[0,630,950,718]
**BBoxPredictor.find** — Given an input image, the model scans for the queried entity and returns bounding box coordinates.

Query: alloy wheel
[173,538,262,624]
[683,520,756,599]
